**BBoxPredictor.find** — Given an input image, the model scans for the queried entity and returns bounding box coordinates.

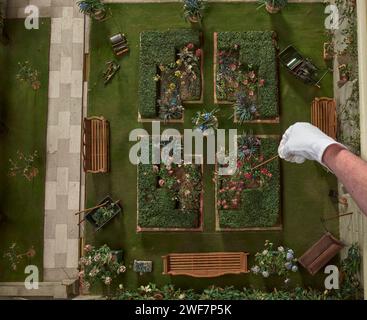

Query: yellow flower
[176,59,182,66]
[169,83,176,90]
[174,71,182,78]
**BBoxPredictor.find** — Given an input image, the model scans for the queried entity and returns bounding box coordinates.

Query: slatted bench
[83,116,110,173]
[162,252,249,278]
[311,97,337,139]
[298,233,344,275]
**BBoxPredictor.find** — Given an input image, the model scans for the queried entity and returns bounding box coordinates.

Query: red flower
[259,79,265,87]
[219,51,224,57]
[187,43,194,50]
[195,48,202,58]
[243,79,249,85]
[230,64,237,71]
[244,173,252,180]
[260,168,269,175]
[219,59,223,64]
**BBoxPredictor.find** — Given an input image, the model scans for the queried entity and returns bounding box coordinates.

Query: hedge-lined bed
[215,31,279,122]
[137,141,203,231]
[139,29,203,121]
[216,135,281,230]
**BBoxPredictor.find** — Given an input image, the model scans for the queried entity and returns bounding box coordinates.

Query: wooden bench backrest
[311,97,337,139]
[162,252,249,278]
[83,117,109,173]
[298,233,344,275]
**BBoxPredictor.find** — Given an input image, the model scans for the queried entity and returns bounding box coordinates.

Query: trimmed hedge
[216,31,279,119]
[218,137,280,228]
[137,144,202,229]
[139,29,201,118]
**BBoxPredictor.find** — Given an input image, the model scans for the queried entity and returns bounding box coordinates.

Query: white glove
[278,122,345,165]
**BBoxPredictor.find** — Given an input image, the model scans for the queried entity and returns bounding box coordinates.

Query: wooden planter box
[136,151,204,232]
[85,196,122,232]
[215,134,282,232]
[213,32,280,124]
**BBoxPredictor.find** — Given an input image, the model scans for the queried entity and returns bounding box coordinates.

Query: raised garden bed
[85,196,122,232]
[214,32,279,123]
[215,134,281,231]
[138,29,204,123]
[137,138,203,232]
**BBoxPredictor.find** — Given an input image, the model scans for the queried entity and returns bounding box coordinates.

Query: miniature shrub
[139,30,201,119]
[218,136,280,229]
[216,31,278,119]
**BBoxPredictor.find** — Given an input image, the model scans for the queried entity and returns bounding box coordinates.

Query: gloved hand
[278,122,345,165]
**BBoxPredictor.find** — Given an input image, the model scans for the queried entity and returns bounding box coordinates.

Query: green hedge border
[139,29,202,119]
[216,136,281,231]
[215,31,279,121]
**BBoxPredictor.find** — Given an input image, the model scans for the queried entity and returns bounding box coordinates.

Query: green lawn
[0,19,50,281]
[86,3,339,291]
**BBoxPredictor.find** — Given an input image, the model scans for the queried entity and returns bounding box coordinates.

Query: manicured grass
[87,3,338,291]
[0,19,50,281]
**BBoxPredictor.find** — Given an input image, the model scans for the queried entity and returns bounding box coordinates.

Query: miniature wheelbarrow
[75,196,122,232]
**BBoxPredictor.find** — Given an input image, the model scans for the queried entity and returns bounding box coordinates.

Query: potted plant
[77,0,107,21]
[258,0,288,14]
[79,244,126,293]
[182,0,205,24]
[192,108,219,133]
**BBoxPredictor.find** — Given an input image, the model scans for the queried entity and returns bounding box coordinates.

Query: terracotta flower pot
[265,3,281,14]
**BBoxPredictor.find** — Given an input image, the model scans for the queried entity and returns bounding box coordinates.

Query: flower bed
[216,135,281,230]
[214,32,279,123]
[139,30,203,122]
[137,140,203,231]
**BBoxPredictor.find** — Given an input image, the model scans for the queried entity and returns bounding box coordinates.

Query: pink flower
[243,79,249,85]
[259,79,265,87]
[159,179,165,187]
[249,90,254,97]
[187,43,194,50]
[84,244,93,252]
[249,71,256,79]
[244,173,253,180]
[195,49,202,58]
[230,64,237,71]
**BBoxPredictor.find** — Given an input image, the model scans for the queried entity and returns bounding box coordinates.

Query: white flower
[178,294,186,300]
[140,285,152,293]
[117,265,127,274]
[262,250,268,256]
[286,252,294,261]
[251,265,260,274]
[104,276,112,285]
[93,254,101,262]
[262,271,269,278]
[292,265,298,273]
[284,278,291,284]
[277,246,284,252]
[119,284,123,290]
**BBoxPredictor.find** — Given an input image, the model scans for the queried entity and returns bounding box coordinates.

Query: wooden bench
[162,252,249,278]
[311,97,337,139]
[298,233,344,275]
[83,116,109,173]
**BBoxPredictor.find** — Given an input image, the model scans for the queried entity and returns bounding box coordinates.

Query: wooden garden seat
[83,116,109,173]
[311,97,337,139]
[162,252,249,278]
[110,33,129,57]
[298,233,344,275]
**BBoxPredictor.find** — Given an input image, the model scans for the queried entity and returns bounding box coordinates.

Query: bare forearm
[323,144,367,216]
